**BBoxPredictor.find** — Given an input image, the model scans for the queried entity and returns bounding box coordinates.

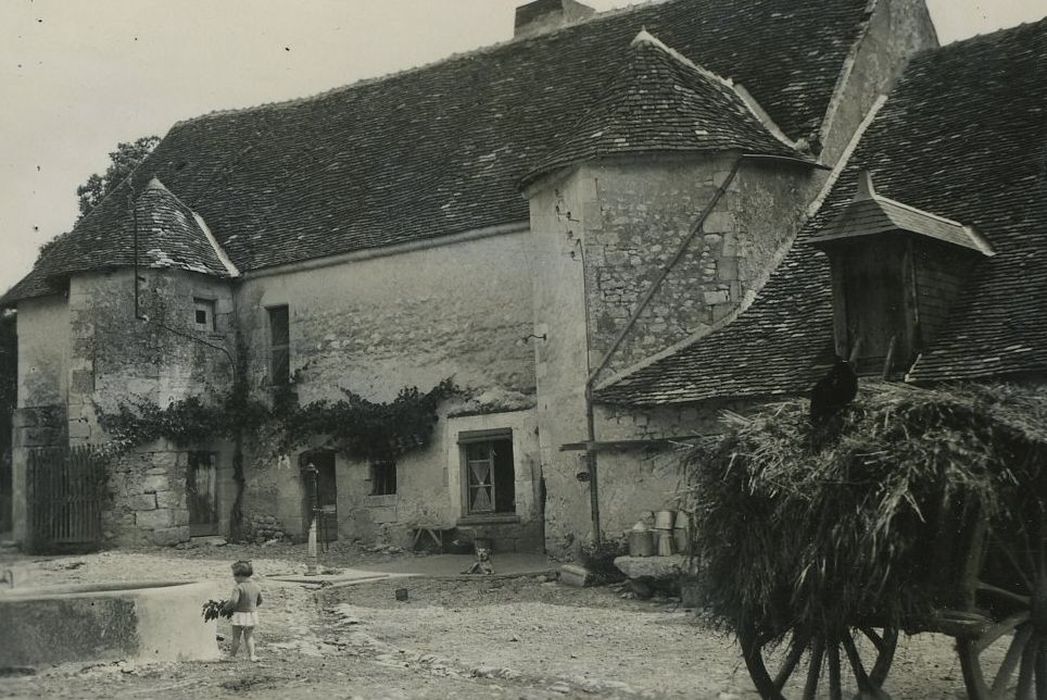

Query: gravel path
[0,546,980,698]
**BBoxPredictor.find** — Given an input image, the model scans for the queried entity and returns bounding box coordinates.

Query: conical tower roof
[522,30,810,186]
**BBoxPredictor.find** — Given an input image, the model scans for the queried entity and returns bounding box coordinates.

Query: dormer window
[810,172,994,376]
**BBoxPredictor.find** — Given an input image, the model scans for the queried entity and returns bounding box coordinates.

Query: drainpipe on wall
[580,156,745,545]
[576,239,602,545]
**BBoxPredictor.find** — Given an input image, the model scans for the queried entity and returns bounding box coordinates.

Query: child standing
[227,560,263,662]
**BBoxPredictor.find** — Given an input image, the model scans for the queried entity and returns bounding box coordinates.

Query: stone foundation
[103,448,191,547]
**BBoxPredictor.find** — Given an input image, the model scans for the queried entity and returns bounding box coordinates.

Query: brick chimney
[514,0,596,39]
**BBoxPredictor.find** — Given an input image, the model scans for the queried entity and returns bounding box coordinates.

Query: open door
[187,452,219,537]
[300,451,338,542]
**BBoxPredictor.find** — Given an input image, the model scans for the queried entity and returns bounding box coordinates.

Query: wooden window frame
[458,429,515,517]
[370,459,397,496]
[267,305,290,387]
[193,298,216,332]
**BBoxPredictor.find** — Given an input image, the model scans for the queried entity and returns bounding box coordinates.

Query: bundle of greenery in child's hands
[202,598,233,622]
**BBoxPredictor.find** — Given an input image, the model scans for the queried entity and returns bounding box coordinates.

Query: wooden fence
[26,445,108,553]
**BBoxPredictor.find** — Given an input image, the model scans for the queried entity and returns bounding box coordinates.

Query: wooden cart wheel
[955,544,1043,699]
[739,622,898,699]
[954,518,1047,700]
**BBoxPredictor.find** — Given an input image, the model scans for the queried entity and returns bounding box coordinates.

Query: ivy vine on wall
[97,378,460,463]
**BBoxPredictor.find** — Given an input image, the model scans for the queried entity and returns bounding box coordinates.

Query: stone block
[704,211,736,232]
[717,257,739,282]
[131,494,157,511]
[703,290,730,306]
[613,554,686,580]
[152,526,190,547]
[172,509,190,526]
[712,303,735,323]
[141,475,170,494]
[722,233,738,257]
[147,452,179,470]
[136,509,174,530]
[559,564,592,588]
[155,490,185,509]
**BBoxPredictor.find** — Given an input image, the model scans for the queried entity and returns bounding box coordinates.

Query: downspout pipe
[580,156,745,545]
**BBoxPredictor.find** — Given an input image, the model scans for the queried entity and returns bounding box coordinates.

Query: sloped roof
[808,173,995,255]
[4,178,234,301]
[3,0,871,304]
[596,18,1047,406]
[521,30,807,186]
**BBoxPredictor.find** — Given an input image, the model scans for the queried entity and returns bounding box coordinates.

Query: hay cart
[738,501,1046,700]
[691,384,1047,700]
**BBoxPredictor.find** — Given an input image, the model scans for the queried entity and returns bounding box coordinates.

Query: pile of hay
[685,381,1047,641]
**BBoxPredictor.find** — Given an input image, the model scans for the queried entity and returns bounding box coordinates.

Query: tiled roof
[521,30,807,186]
[596,18,1047,406]
[3,178,234,302]
[3,0,871,303]
[808,173,996,256]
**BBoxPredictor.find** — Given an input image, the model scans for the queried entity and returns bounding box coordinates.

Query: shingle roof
[521,30,807,186]
[596,18,1047,406]
[3,178,234,302]
[808,173,996,256]
[3,0,871,304]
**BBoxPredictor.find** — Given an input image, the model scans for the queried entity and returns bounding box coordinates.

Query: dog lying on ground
[461,545,495,575]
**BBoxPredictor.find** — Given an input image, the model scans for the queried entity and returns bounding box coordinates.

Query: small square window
[370,460,397,495]
[193,298,216,332]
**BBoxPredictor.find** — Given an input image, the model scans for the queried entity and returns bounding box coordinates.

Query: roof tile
[4,0,869,303]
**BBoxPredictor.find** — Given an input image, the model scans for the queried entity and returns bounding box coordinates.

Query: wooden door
[187,452,219,536]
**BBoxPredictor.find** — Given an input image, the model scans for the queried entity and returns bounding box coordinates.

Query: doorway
[187,452,219,537]
[300,450,338,542]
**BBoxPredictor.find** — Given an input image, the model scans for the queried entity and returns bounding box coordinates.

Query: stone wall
[231,235,539,547]
[236,229,535,405]
[237,404,544,552]
[101,440,236,547]
[11,269,238,547]
[583,155,814,376]
[527,154,814,554]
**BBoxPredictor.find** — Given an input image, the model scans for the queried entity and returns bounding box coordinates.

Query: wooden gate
[27,445,107,553]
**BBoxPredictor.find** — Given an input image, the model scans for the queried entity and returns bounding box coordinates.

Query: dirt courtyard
[0,544,973,698]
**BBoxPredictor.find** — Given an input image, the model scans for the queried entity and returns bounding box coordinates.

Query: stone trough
[0,580,220,668]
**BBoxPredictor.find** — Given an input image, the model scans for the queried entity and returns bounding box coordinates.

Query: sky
[1,0,1045,294]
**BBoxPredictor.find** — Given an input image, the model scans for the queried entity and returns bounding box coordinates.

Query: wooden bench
[410,525,453,552]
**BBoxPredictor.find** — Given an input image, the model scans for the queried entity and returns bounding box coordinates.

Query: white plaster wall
[236,229,536,404]
[16,295,69,409]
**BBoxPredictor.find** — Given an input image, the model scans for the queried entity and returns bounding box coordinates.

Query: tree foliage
[75,135,161,221]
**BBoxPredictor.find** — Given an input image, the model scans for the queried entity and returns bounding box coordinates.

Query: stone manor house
[4,0,1044,556]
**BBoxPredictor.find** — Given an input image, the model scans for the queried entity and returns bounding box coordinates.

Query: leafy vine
[97,378,460,463]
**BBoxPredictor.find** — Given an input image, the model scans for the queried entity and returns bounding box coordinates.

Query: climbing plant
[97,378,460,463]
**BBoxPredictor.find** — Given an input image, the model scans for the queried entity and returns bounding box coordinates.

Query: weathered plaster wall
[238,405,544,552]
[16,295,69,411]
[70,270,237,546]
[10,270,238,547]
[445,408,543,552]
[234,234,538,547]
[528,172,596,554]
[11,296,70,542]
[236,230,535,404]
[72,269,236,430]
[591,401,739,540]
